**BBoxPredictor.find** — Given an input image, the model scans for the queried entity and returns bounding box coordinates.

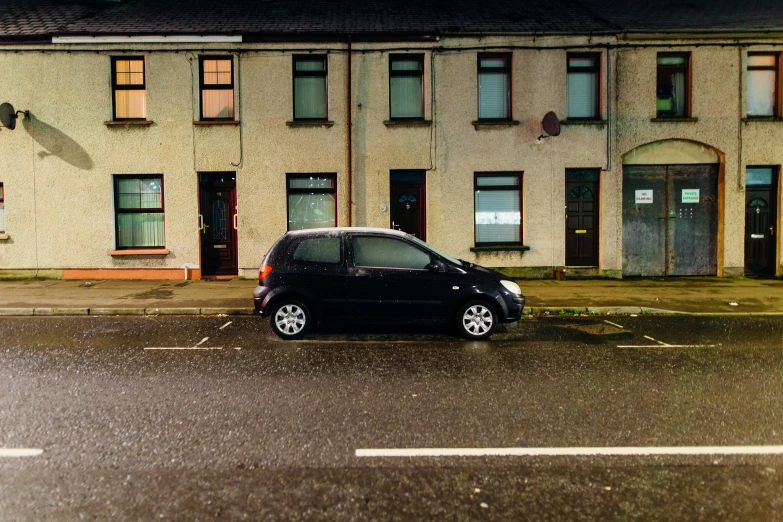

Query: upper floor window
[199,57,234,120]
[656,53,690,118]
[287,174,337,231]
[567,54,600,119]
[747,53,779,117]
[389,54,424,120]
[477,54,512,120]
[111,57,146,120]
[293,55,328,120]
[0,183,5,233]
[474,173,522,246]
[114,175,164,249]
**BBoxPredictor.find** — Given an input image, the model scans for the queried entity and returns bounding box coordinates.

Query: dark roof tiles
[1,0,782,38]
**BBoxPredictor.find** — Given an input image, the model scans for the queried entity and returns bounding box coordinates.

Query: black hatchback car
[253,228,525,340]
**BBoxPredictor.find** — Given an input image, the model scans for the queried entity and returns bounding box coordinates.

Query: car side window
[352,236,431,269]
[292,237,341,264]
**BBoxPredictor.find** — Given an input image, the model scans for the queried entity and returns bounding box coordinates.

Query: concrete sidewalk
[0,276,782,316]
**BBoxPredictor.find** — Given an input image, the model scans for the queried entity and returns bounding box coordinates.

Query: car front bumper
[497,292,525,322]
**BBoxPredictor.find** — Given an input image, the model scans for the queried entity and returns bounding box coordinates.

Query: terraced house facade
[1,0,783,280]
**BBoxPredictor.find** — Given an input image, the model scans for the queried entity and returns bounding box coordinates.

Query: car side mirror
[427,260,446,273]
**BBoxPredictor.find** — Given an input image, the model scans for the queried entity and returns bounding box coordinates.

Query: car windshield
[408,235,463,266]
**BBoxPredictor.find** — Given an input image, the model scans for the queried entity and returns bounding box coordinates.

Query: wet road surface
[1,315,782,520]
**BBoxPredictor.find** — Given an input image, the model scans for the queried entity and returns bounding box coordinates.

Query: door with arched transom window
[565,169,599,266]
[745,167,778,277]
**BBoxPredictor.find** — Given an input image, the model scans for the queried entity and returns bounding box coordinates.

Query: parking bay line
[0,448,43,457]
[617,344,721,348]
[356,446,783,458]
[144,346,224,350]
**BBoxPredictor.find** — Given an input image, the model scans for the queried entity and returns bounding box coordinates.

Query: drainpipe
[346,36,353,226]
[738,46,744,191]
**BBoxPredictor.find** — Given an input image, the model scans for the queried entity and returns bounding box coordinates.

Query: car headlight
[500,280,522,295]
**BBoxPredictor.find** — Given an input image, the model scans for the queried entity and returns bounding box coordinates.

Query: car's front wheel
[455,300,497,340]
[270,299,311,340]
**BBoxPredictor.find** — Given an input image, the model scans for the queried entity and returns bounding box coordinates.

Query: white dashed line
[219,321,233,330]
[643,335,669,346]
[144,347,224,350]
[617,344,720,348]
[0,448,43,457]
[603,320,624,329]
[194,337,209,347]
[355,445,783,458]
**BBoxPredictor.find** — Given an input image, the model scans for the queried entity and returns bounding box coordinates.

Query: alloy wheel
[462,304,493,336]
[274,304,306,336]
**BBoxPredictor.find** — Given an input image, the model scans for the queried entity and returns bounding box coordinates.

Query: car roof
[285,227,411,239]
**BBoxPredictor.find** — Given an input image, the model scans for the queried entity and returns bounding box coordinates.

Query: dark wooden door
[745,185,777,277]
[390,180,426,240]
[565,181,599,266]
[199,174,237,277]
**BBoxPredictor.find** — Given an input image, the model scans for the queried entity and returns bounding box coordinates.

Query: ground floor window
[113,175,164,248]
[287,174,336,230]
[474,172,522,245]
[0,183,4,233]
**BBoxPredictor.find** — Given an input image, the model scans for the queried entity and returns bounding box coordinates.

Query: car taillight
[259,264,273,279]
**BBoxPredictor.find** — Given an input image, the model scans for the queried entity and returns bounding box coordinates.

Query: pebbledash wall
[0,34,781,279]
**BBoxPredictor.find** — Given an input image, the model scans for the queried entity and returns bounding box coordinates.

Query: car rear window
[292,237,341,264]
[352,236,431,269]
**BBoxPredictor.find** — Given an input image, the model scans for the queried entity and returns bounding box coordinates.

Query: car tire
[270,299,312,340]
[455,300,497,340]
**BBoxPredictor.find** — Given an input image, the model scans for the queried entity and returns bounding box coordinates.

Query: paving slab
[0,277,781,316]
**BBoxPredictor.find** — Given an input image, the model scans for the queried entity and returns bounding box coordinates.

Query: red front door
[390,171,426,240]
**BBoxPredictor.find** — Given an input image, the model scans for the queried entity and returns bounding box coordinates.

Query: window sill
[470,245,531,253]
[286,120,335,127]
[108,249,170,256]
[104,120,154,126]
[472,120,520,129]
[560,119,607,126]
[383,120,432,127]
[193,120,240,126]
[0,233,9,241]
[742,116,783,123]
[650,117,698,123]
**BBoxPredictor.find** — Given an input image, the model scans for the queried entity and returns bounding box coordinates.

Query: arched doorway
[622,139,721,277]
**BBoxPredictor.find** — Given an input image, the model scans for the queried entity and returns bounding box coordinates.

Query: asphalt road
[1,315,782,521]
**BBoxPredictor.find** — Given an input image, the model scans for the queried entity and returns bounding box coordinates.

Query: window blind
[478,71,509,119]
[748,69,776,116]
[475,189,520,243]
[567,71,597,118]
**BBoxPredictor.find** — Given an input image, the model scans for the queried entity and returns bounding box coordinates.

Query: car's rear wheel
[270,299,311,340]
[455,300,497,340]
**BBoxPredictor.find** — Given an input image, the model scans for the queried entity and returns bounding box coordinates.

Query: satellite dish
[541,111,560,137]
[0,103,20,130]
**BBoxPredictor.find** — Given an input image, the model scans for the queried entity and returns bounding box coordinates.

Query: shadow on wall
[22,114,93,171]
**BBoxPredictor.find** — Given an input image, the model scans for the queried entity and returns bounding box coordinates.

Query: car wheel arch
[264,289,320,321]
[452,293,501,321]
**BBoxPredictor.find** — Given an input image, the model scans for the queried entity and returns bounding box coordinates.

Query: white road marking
[617,344,720,348]
[194,337,209,347]
[219,321,233,330]
[355,446,783,458]
[603,320,623,329]
[144,347,223,350]
[643,335,669,346]
[0,448,43,457]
